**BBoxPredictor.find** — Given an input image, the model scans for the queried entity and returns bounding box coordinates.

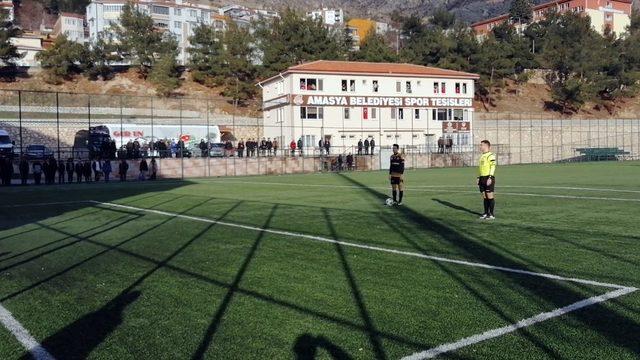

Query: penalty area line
[401,286,638,360]
[0,304,56,360]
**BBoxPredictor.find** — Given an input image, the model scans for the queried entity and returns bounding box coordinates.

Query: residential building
[86,0,214,65]
[307,8,344,26]
[258,60,479,152]
[9,36,45,67]
[53,13,87,43]
[472,0,633,37]
[0,0,14,22]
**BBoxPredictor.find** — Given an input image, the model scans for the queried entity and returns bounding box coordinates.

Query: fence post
[56,92,61,161]
[206,99,210,177]
[18,90,22,155]
[180,98,184,180]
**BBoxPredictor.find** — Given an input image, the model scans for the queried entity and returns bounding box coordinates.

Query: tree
[0,12,23,78]
[509,0,533,24]
[255,8,351,78]
[188,23,225,87]
[219,22,257,102]
[148,34,180,96]
[83,37,120,80]
[351,32,397,63]
[112,2,165,75]
[430,7,456,29]
[36,35,87,84]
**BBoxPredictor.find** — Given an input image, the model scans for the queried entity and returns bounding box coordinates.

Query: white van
[0,130,13,158]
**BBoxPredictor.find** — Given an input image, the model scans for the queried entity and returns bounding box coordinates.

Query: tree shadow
[190,204,278,360]
[293,333,353,360]
[336,173,640,357]
[432,198,482,216]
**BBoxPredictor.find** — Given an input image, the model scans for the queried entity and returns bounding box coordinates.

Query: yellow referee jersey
[478,152,496,177]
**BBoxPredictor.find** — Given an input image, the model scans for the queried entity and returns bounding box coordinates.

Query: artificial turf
[0,161,639,359]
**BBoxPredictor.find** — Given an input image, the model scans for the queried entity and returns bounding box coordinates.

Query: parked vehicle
[25,145,54,160]
[0,130,14,158]
[209,143,226,157]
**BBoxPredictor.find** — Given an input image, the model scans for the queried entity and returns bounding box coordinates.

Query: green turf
[0,161,639,359]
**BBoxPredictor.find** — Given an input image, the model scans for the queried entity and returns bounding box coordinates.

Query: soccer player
[477,140,497,219]
[389,144,405,205]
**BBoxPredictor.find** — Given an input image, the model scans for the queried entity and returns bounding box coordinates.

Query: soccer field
[0,161,639,360]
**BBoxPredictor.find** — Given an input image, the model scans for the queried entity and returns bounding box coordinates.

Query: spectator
[337,154,343,171]
[42,159,50,184]
[297,138,303,157]
[260,137,267,157]
[139,158,148,180]
[150,158,157,180]
[224,141,233,157]
[119,159,129,182]
[74,161,83,183]
[324,139,331,156]
[446,137,453,154]
[237,139,245,157]
[273,139,279,157]
[49,157,58,185]
[57,159,65,184]
[357,139,363,155]
[32,160,43,185]
[103,159,112,182]
[19,157,29,185]
[83,161,92,182]
[199,139,208,157]
[370,138,375,155]
[92,158,102,181]
[318,139,323,156]
[1,158,12,185]
[289,140,296,157]
[267,138,273,156]
[364,139,369,155]
[346,153,354,170]
[66,158,74,183]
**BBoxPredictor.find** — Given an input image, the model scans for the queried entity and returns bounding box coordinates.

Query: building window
[190,10,197,17]
[455,82,461,94]
[300,78,322,91]
[174,21,181,29]
[391,107,396,119]
[350,79,356,92]
[341,79,347,92]
[344,108,350,120]
[453,109,464,120]
[372,80,379,92]
[396,81,401,93]
[441,82,446,94]
[300,106,323,120]
[433,82,439,94]
[371,108,377,119]
[414,109,420,119]
[406,81,412,94]
[398,108,404,120]
[462,83,468,94]
[152,5,169,15]
[434,109,448,121]
[175,8,181,16]
[363,107,368,120]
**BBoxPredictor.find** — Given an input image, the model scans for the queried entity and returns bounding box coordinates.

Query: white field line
[202,180,640,202]
[93,201,631,290]
[0,200,92,208]
[0,304,56,360]
[401,286,638,360]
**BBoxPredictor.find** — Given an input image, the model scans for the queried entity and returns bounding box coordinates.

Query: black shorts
[478,176,495,193]
[390,176,403,185]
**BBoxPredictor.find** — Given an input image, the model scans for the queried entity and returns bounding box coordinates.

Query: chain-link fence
[0,89,638,182]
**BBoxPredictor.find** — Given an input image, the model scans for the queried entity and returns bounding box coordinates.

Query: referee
[477,140,497,219]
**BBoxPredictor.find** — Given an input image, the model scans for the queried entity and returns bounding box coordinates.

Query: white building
[258,60,479,153]
[53,13,87,43]
[1,0,14,22]
[9,36,44,67]
[86,0,213,65]
[307,8,344,26]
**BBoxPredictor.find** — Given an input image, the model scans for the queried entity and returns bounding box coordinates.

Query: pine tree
[83,37,119,80]
[219,22,257,103]
[36,35,87,84]
[0,12,23,79]
[509,0,533,24]
[188,23,225,87]
[352,32,397,63]
[148,34,181,97]
[430,7,456,29]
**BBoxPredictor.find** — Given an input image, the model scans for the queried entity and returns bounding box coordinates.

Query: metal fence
[0,89,638,181]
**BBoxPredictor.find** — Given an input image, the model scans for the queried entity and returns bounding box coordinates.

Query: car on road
[0,130,14,158]
[25,144,54,160]
[209,143,226,157]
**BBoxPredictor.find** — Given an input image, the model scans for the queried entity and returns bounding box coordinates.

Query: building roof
[60,12,85,19]
[471,0,633,27]
[259,60,479,85]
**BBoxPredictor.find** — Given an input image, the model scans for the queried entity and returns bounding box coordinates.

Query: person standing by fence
[66,158,74,183]
[370,139,375,155]
[19,157,29,185]
[119,159,129,182]
[290,140,296,157]
[57,159,65,184]
[103,159,112,182]
[237,139,245,158]
[139,158,148,180]
[273,139,278,157]
[357,139,363,155]
[150,158,157,180]
[364,139,369,155]
[32,160,43,185]
[74,161,83,183]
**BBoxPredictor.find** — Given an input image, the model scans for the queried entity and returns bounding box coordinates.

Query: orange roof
[60,12,85,19]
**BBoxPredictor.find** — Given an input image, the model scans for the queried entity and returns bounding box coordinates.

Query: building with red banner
[258,60,480,153]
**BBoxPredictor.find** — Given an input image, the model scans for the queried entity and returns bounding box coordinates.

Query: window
[606,13,612,20]
[455,82,461,94]
[344,108,350,120]
[391,107,396,120]
[435,109,448,121]
[363,107,368,120]
[396,81,402,93]
[276,81,284,95]
[406,81,412,94]
[299,78,322,91]
[175,8,182,16]
[462,83,468,94]
[414,109,420,119]
[398,108,404,120]
[453,109,464,120]
[433,82,439,94]
[300,107,323,120]
[441,82,446,94]
[371,108,377,119]
[341,79,347,92]
[372,80,379,92]
[152,5,169,15]
[190,10,197,17]
[174,21,181,29]
[350,80,355,92]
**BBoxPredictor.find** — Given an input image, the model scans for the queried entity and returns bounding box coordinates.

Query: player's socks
[392,190,397,202]
[399,191,403,203]
[489,198,495,216]
[483,198,489,215]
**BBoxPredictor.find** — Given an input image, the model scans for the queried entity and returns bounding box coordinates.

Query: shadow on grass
[432,198,482,216]
[293,333,353,360]
[337,172,640,357]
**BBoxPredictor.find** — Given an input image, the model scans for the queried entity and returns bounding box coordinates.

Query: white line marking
[401,286,638,360]
[91,201,637,358]
[0,200,92,208]
[202,180,640,202]
[0,304,56,360]
[92,201,631,290]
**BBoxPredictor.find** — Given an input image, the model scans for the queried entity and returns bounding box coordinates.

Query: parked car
[0,129,13,158]
[25,145,54,160]
[209,143,226,157]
